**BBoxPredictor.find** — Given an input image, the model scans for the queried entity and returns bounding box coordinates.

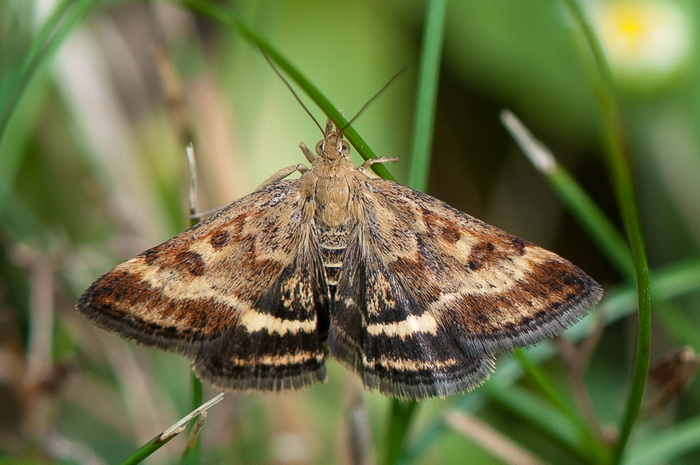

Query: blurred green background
[2,0,700,463]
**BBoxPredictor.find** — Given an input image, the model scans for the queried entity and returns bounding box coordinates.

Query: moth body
[77,119,603,400]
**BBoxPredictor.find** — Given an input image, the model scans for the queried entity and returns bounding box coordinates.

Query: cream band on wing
[227,351,324,367]
[366,313,439,338]
[240,310,317,335]
[362,353,458,371]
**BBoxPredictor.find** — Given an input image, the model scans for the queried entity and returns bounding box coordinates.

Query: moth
[77,119,603,400]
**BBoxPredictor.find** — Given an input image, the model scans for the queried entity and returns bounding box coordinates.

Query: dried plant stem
[121,393,224,465]
[445,411,546,465]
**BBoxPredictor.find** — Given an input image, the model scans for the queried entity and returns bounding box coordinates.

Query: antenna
[262,50,324,134]
[340,68,405,133]
[264,50,404,135]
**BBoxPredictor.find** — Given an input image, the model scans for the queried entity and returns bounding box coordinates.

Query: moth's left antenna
[263,51,324,134]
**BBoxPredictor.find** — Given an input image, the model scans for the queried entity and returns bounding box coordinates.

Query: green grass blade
[0,0,97,144]
[0,0,98,211]
[406,0,447,192]
[121,435,176,465]
[383,399,419,465]
[383,2,448,463]
[19,0,71,76]
[562,2,652,463]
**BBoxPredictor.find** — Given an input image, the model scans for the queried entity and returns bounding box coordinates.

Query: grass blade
[180,144,205,465]
[0,0,97,209]
[384,2,448,463]
[0,0,97,144]
[407,0,447,192]
[562,1,653,463]
[121,393,223,465]
[384,399,419,465]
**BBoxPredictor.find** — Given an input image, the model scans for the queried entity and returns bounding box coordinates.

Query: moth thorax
[314,174,354,227]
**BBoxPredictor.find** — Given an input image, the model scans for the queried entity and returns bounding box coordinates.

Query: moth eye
[315,141,324,154]
[341,141,350,156]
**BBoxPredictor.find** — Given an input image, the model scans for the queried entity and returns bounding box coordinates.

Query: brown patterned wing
[77,180,330,392]
[329,177,602,399]
[330,229,497,399]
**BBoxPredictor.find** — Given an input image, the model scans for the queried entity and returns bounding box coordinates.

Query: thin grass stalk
[386,1,448,463]
[384,399,419,465]
[178,372,204,464]
[562,1,652,463]
[120,394,223,465]
[179,144,205,465]
[407,0,447,192]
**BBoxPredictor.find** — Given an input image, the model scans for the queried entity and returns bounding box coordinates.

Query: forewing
[77,180,329,392]
[330,177,602,399]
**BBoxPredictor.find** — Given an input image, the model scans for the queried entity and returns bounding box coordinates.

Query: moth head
[316,120,351,160]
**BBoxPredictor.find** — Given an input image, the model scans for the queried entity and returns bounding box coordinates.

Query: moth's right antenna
[341,69,405,133]
[262,51,324,134]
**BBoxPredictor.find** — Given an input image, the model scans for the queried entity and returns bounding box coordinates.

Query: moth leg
[298,142,317,163]
[258,163,309,189]
[357,156,400,176]
[361,156,399,168]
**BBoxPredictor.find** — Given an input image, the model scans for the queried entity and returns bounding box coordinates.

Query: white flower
[595,0,692,88]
